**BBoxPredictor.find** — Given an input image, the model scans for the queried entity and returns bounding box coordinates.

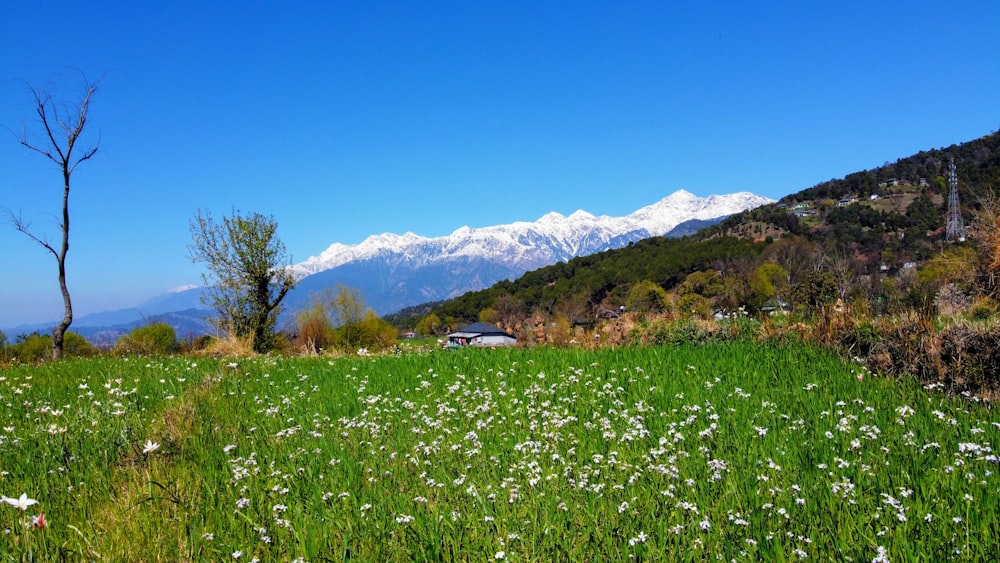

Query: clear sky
[1,1,998,329]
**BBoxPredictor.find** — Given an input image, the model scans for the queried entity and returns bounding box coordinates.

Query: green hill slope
[392,131,1000,329]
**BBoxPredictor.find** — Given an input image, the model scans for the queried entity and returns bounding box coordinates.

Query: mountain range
[4,189,771,345]
[283,190,771,314]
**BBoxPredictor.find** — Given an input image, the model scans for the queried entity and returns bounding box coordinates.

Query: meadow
[0,342,996,561]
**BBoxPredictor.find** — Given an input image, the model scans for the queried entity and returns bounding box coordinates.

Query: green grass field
[0,342,997,561]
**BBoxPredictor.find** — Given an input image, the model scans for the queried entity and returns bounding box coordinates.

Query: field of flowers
[0,342,997,561]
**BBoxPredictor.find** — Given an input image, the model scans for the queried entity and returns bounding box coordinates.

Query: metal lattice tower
[945,157,966,241]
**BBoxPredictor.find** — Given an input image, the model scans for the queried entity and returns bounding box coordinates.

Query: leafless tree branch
[7,72,102,359]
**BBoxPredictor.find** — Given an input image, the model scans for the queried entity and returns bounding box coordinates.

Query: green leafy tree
[5,77,100,360]
[626,280,670,313]
[791,270,838,311]
[328,284,366,350]
[479,307,498,324]
[917,248,977,293]
[324,284,363,325]
[307,284,387,352]
[750,262,789,311]
[188,209,296,353]
[415,313,442,337]
[679,269,724,298]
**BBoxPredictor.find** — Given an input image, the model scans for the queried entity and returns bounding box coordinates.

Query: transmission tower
[945,157,966,241]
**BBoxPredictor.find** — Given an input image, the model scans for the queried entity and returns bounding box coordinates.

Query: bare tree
[5,76,100,360]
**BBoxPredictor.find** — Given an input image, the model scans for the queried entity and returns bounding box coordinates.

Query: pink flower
[31,511,46,529]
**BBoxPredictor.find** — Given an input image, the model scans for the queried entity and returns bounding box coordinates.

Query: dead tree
[8,77,100,360]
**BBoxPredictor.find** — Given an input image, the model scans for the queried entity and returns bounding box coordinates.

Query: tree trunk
[52,163,74,360]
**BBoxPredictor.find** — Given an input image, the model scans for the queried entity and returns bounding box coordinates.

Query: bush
[64,332,96,357]
[934,283,970,317]
[638,318,716,346]
[675,293,711,320]
[198,335,255,358]
[114,323,178,356]
[181,334,216,354]
[841,321,883,357]
[849,315,1000,395]
[969,297,998,320]
[5,331,96,362]
[334,311,399,353]
[293,306,335,354]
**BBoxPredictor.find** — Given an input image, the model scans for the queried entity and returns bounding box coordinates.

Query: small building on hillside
[447,322,517,348]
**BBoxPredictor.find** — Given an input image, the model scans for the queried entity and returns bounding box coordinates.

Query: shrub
[841,320,883,357]
[675,293,711,320]
[969,297,998,320]
[64,332,96,357]
[934,283,970,317]
[334,311,399,353]
[198,335,255,358]
[5,331,96,362]
[114,323,178,356]
[294,306,335,354]
[181,334,215,354]
[639,318,716,345]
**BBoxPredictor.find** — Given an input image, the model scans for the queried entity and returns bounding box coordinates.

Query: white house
[447,322,517,347]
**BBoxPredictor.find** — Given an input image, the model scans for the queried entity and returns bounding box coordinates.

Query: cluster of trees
[291,285,398,354]
[790,132,1000,203]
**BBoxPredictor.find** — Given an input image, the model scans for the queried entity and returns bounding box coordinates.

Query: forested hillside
[393,130,1000,334]
[706,130,1000,263]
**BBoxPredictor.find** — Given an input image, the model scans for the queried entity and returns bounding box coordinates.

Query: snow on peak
[291,190,773,276]
[665,189,697,201]
[167,284,199,293]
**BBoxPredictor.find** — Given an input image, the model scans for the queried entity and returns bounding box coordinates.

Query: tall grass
[0,343,996,561]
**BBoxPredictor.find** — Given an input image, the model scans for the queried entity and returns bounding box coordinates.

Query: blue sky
[1,1,998,329]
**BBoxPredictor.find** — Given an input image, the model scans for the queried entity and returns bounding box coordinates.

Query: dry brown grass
[196,334,255,358]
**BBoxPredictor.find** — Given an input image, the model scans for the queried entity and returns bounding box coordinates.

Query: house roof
[449,322,514,338]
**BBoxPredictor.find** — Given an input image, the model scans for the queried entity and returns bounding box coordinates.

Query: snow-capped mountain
[293,190,771,278]
[283,190,772,316]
